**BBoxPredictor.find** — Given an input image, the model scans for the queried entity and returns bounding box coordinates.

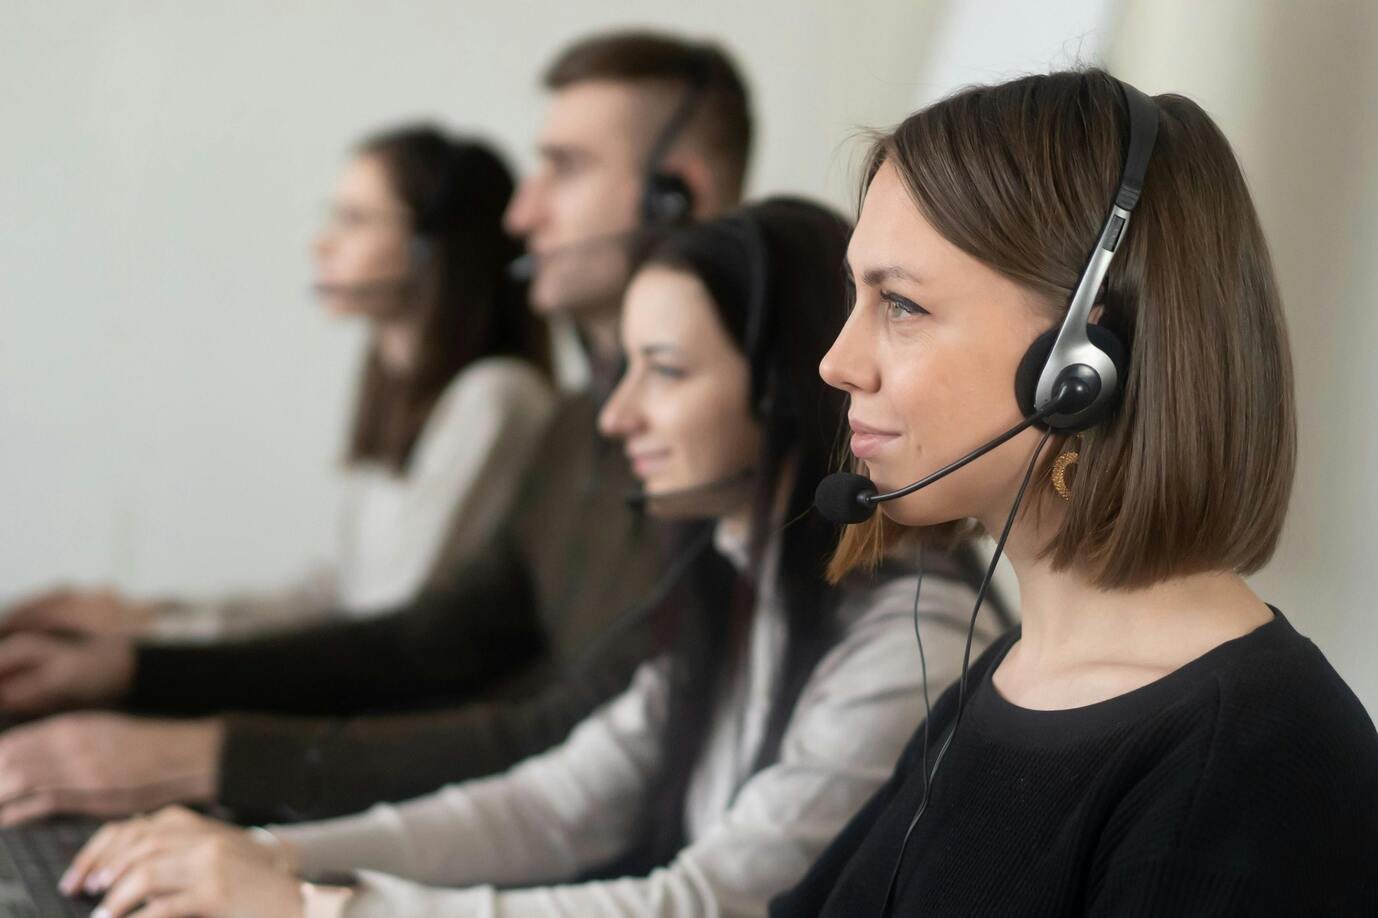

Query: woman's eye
[882,291,928,318]
[650,364,688,380]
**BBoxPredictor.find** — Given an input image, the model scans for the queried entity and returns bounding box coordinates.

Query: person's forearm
[215,625,650,823]
[128,541,543,717]
[177,717,225,805]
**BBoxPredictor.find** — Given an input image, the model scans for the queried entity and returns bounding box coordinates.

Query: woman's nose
[597,376,641,439]
[819,310,879,395]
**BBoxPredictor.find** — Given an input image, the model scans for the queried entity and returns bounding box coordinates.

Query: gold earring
[1050,437,1081,502]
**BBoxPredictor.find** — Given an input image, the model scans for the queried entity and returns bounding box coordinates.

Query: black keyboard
[0,820,98,917]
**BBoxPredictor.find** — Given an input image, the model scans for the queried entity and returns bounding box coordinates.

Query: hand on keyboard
[62,806,303,918]
[0,634,135,717]
[0,714,222,825]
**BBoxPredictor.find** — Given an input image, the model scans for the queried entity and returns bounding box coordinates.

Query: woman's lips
[850,433,899,460]
[628,449,671,478]
[849,419,899,461]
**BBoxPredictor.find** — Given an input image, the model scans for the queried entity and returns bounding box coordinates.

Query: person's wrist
[123,600,158,636]
[299,881,353,918]
[105,639,137,700]
[176,718,224,803]
[249,827,302,875]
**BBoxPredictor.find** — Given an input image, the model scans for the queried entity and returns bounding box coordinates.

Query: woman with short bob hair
[775,69,1378,915]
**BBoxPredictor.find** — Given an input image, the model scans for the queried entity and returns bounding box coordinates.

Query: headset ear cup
[1086,323,1128,393]
[409,237,432,267]
[643,173,693,226]
[1071,324,1128,429]
[1014,324,1129,430]
[1015,328,1058,420]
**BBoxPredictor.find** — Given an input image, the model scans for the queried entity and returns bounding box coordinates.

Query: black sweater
[128,538,545,717]
[772,609,1378,917]
[212,593,656,822]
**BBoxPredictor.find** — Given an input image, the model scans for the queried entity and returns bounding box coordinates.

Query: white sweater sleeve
[272,658,671,887]
[274,575,982,918]
[145,357,554,640]
[331,356,556,613]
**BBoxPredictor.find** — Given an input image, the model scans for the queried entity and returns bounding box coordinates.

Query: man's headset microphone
[809,79,1160,917]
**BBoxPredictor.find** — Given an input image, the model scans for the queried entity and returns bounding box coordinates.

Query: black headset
[733,210,778,419]
[407,137,472,266]
[640,62,710,227]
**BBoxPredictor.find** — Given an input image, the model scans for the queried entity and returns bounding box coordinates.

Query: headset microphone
[814,385,1083,526]
[506,226,659,282]
[315,238,434,303]
[313,276,414,301]
[625,467,757,517]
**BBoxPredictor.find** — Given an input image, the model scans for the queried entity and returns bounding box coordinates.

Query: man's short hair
[544,30,753,203]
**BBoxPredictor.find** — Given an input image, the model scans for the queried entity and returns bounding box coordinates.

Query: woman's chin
[877,494,959,529]
[317,296,363,318]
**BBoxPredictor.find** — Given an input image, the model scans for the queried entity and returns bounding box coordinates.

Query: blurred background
[2,0,1375,709]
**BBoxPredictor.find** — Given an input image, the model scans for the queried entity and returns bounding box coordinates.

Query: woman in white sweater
[61,198,994,917]
[6,125,554,641]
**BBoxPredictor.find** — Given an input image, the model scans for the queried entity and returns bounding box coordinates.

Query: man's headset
[638,61,709,227]
[508,60,710,282]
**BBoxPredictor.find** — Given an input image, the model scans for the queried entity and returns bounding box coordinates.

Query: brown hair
[829,69,1295,590]
[543,30,753,203]
[347,125,550,471]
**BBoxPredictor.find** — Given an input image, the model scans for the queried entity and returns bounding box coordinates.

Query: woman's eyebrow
[639,343,684,358]
[842,257,921,287]
[862,264,922,287]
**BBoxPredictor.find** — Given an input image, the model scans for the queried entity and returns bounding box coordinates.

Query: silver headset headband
[1033,79,1160,417]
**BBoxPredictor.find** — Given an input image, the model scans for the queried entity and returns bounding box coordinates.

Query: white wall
[1110,0,1378,713]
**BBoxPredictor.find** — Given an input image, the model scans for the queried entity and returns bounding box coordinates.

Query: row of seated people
[1,28,1374,918]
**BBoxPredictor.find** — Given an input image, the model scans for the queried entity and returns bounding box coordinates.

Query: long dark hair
[346,125,551,471]
[603,197,856,874]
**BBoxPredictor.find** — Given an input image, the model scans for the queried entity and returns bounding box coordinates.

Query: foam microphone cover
[814,473,879,525]
[507,253,535,281]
